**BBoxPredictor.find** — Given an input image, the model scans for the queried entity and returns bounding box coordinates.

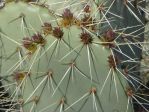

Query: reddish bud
[52,27,64,39]
[80,31,93,45]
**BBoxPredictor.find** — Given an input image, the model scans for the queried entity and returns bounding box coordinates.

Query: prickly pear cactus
[0,0,148,112]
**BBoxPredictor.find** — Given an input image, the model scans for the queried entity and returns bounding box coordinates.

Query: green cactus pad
[0,1,144,112]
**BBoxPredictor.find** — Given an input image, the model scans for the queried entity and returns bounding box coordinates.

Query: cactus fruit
[0,0,148,112]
